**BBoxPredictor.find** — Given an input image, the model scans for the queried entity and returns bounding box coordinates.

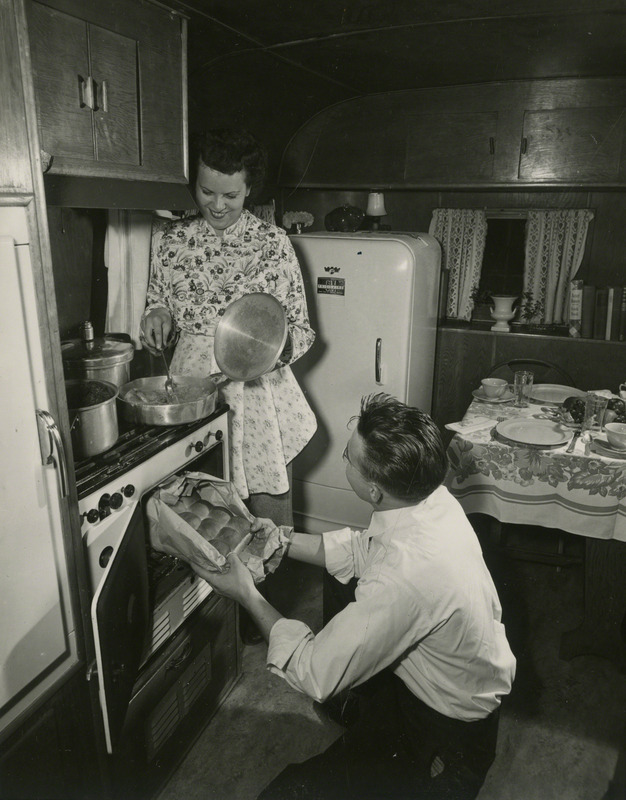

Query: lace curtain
[524,209,594,324]
[429,209,488,321]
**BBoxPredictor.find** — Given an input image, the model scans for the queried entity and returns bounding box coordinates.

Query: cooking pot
[118,375,219,426]
[62,321,134,387]
[65,378,119,459]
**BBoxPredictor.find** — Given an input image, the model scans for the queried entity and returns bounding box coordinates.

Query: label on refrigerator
[317,277,345,296]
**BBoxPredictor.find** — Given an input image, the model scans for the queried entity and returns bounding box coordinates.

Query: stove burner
[74,406,227,500]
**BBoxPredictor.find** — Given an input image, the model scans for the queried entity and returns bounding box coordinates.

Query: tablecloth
[445,399,626,542]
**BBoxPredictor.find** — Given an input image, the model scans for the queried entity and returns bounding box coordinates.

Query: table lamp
[366,191,387,230]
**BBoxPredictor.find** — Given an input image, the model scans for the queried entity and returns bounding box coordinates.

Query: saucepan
[118,293,288,426]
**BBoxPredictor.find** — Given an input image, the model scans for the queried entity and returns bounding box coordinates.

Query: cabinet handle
[93,79,109,113]
[521,137,528,155]
[489,136,495,155]
[375,338,382,384]
[79,75,94,110]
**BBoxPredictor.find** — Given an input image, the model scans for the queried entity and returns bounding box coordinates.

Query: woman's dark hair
[355,393,448,502]
[192,128,267,198]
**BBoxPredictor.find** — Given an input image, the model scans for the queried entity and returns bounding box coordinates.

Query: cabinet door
[90,24,140,165]
[28,2,94,160]
[405,112,499,182]
[518,107,625,182]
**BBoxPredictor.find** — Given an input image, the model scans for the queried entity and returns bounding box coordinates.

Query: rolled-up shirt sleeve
[323,527,371,583]
[266,573,416,703]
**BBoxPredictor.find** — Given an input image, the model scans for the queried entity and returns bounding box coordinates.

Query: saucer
[472,387,514,404]
[591,435,626,460]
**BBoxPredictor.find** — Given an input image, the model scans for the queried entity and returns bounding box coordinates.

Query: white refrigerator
[290,231,442,533]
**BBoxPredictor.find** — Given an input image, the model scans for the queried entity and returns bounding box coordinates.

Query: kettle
[324,205,365,232]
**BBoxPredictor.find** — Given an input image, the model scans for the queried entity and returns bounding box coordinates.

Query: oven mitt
[145,472,290,582]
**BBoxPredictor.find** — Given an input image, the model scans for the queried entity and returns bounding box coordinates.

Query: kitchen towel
[105,210,154,349]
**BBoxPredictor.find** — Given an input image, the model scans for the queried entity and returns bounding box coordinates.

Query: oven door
[91,502,150,754]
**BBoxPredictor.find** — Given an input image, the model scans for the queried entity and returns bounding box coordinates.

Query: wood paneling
[279,78,626,189]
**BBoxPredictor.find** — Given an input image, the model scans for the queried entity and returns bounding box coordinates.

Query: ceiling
[169,0,625,95]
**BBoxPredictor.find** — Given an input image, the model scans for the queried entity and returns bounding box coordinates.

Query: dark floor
[157,522,626,800]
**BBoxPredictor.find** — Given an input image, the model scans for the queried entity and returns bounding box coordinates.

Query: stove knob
[215,429,223,441]
[98,493,111,511]
[86,508,99,524]
[123,485,135,498]
[99,546,114,569]
[110,492,123,510]
[192,440,204,453]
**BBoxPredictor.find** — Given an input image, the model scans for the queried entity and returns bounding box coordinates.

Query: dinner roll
[209,507,232,527]
[227,515,252,536]
[189,500,211,520]
[178,511,201,530]
[197,517,222,541]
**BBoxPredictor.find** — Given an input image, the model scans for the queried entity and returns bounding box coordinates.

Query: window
[476,215,526,296]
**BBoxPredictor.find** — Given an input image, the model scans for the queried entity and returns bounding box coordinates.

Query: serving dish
[494,418,571,449]
[528,384,586,406]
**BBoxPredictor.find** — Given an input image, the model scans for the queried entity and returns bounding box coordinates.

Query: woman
[141,128,316,525]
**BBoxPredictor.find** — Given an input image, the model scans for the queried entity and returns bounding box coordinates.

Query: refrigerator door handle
[375,338,383,384]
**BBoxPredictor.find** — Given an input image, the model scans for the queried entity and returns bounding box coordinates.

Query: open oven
[75,404,240,797]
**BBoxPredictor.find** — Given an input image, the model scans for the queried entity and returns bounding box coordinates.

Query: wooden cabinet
[27,0,188,183]
[405,111,499,183]
[518,106,625,183]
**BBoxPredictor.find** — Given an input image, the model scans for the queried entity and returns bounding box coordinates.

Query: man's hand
[141,307,174,355]
[250,516,279,543]
[192,553,257,604]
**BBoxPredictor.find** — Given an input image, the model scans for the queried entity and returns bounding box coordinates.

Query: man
[193,393,516,799]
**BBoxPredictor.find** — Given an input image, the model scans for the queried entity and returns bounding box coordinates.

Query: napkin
[445,416,496,434]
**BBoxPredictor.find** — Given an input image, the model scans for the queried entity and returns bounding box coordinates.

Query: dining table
[445,386,626,669]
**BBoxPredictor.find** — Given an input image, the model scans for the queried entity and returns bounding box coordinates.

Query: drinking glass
[513,370,534,408]
[582,393,609,433]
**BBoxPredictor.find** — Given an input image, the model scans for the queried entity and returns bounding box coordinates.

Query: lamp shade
[366,191,387,217]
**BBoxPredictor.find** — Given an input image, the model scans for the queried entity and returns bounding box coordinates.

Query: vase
[490,295,518,332]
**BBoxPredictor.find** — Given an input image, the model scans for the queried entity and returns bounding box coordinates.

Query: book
[593,287,609,340]
[620,288,626,342]
[581,285,596,338]
[606,286,622,340]
[568,279,583,338]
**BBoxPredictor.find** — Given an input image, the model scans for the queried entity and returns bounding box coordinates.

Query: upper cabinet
[27,0,188,183]
[279,78,626,189]
[518,106,625,183]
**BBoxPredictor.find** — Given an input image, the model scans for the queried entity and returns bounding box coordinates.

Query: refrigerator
[290,231,442,533]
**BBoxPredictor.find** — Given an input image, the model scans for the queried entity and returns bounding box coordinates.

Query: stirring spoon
[160,349,178,401]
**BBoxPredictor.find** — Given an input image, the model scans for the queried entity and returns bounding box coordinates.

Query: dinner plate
[494,418,572,448]
[472,387,515,404]
[591,435,626,460]
[528,384,586,406]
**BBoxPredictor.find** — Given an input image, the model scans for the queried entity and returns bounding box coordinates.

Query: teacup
[481,378,508,398]
[604,422,626,450]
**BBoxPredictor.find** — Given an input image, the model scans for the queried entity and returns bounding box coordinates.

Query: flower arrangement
[282,211,314,232]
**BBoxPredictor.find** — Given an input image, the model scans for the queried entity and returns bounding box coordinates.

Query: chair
[487,358,576,387]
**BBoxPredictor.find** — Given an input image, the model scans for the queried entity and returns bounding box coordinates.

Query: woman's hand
[141,307,173,354]
[191,553,257,604]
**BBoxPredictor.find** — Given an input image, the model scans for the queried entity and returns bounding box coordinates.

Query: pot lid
[62,337,134,367]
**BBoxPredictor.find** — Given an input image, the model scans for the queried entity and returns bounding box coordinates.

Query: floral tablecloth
[445,400,626,542]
